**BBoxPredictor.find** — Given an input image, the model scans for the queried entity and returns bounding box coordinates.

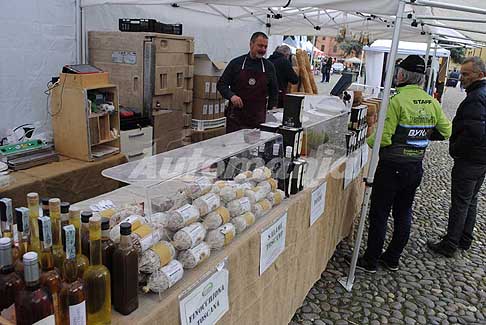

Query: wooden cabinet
[51,73,120,161]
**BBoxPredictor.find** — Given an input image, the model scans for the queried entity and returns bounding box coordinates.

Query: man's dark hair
[250,32,268,42]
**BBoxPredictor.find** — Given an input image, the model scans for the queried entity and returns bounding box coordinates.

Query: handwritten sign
[260,213,287,275]
[310,182,327,226]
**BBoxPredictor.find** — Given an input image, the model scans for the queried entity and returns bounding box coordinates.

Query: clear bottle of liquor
[68,207,89,279]
[49,198,66,273]
[26,193,42,255]
[15,252,55,325]
[83,216,111,325]
[60,224,87,325]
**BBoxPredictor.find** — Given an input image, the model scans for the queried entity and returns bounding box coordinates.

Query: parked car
[331,62,345,74]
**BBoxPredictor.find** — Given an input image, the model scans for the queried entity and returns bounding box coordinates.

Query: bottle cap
[23,252,40,282]
[41,197,50,205]
[101,217,110,230]
[23,251,38,266]
[0,237,12,250]
[61,202,70,213]
[120,222,132,235]
[81,211,93,223]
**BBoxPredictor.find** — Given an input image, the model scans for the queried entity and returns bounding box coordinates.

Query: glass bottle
[15,252,55,325]
[80,211,92,261]
[101,217,115,299]
[38,216,62,325]
[60,224,87,325]
[27,193,42,255]
[68,207,89,278]
[14,207,30,275]
[113,223,139,315]
[0,198,14,239]
[49,198,66,272]
[0,237,23,322]
[83,216,111,325]
[60,202,70,228]
[41,197,50,217]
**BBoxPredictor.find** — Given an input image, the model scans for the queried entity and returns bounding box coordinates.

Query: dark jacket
[449,79,486,164]
[268,52,299,92]
[217,53,278,109]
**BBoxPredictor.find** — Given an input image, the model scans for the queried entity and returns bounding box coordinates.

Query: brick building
[315,36,344,58]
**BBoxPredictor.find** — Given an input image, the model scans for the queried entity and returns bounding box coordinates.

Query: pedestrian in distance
[428,56,486,257]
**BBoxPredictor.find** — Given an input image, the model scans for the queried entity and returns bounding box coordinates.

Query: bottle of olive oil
[50,198,66,273]
[83,216,111,325]
[80,211,92,261]
[27,193,42,254]
[68,207,89,278]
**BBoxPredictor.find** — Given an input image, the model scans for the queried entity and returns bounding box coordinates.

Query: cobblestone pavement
[291,85,486,325]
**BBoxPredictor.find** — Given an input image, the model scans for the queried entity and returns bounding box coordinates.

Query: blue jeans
[363,161,423,266]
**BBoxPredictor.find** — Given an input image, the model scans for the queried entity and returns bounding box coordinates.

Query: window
[333,45,338,53]
[321,45,325,51]
[322,36,326,41]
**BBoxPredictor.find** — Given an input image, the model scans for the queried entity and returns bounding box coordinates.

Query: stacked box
[362,98,382,137]
[153,110,184,154]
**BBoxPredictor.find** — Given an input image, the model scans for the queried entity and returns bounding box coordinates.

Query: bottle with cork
[26,192,42,254]
[68,207,89,278]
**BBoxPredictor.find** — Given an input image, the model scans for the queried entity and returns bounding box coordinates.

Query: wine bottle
[15,252,55,325]
[61,202,70,228]
[49,198,66,272]
[60,224,87,325]
[80,211,92,261]
[83,216,111,325]
[112,223,139,315]
[101,217,115,300]
[27,193,42,255]
[0,237,23,322]
[68,207,89,279]
[14,207,30,275]
[38,216,62,325]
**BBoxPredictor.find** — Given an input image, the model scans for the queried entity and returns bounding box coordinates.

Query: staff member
[217,32,278,133]
[356,55,451,273]
[268,45,299,108]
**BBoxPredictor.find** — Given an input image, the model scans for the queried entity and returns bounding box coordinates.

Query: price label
[259,212,287,275]
[310,182,327,226]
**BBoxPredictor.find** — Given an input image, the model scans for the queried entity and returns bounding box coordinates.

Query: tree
[339,40,363,57]
[450,47,466,64]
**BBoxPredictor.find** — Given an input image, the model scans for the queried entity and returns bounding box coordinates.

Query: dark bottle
[83,216,111,324]
[60,202,70,228]
[14,207,31,275]
[38,216,62,325]
[68,207,89,278]
[60,224,87,325]
[80,211,92,261]
[112,223,139,315]
[0,237,24,322]
[101,217,115,300]
[15,252,55,325]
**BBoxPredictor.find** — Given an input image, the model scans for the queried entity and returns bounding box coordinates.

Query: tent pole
[424,22,486,36]
[442,57,450,103]
[338,0,406,292]
[413,0,486,15]
[357,50,365,84]
[75,0,81,63]
[415,15,486,23]
[427,40,438,95]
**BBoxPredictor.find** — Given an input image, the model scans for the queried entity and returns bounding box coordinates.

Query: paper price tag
[310,182,327,226]
[259,212,287,275]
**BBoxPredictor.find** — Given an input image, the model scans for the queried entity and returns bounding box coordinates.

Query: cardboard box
[192,98,222,120]
[153,109,184,153]
[191,126,226,143]
[194,54,226,76]
[154,65,194,96]
[193,75,220,99]
[183,113,192,127]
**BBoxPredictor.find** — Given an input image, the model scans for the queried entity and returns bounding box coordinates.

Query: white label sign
[361,145,369,169]
[344,155,355,190]
[69,301,87,325]
[179,267,229,325]
[259,212,287,275]
[310,182,327,226]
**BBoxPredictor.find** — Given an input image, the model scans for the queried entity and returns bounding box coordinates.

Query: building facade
[465,47,486,61]
[315,36,344,58]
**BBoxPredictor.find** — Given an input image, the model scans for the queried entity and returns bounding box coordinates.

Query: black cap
[399,55,426,74]
[81,211,92,223]
[16,210,24,231]
[101,217,110,230]
[120,222,132,235]
[61,202,70,213]
[41,197,50,205]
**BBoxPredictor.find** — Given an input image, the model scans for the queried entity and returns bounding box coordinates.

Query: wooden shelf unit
[51,73,120,161]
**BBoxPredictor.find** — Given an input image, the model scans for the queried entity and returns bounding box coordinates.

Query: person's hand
[230,95,244,108]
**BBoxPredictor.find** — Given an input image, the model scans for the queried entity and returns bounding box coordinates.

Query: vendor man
[217,32,278,133]
[356,55,452,273]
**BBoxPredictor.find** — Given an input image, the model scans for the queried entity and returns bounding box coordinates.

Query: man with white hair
[428,56,486,257]
[354,55,452,273]
[268,44,299,108]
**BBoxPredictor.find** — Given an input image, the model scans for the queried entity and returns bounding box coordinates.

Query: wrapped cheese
[252,199,273,218]
[110,215,144,243]
[172,222,207,250]
[151,191,188,213]
[245,186,271,204]
[184,176,213,199]
[205,223,236,250]
[227,197,252,217]
[234,171,253,184]
[178,242,211,269]
[139,241,176,274]
[267,190,285,206]
[202,207,231,230]
[258,179,278,193]
[193,193,221,216]
[167,204,200,231]
[231,212,256,234]
[143,260,184,294]
[251,167,272,182]
[212,180,234,194]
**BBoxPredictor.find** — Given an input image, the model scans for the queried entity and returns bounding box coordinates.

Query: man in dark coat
[428,56,486,257]
[268,45,299,108]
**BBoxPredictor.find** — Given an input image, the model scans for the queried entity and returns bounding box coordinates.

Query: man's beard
[255,53,265,59]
